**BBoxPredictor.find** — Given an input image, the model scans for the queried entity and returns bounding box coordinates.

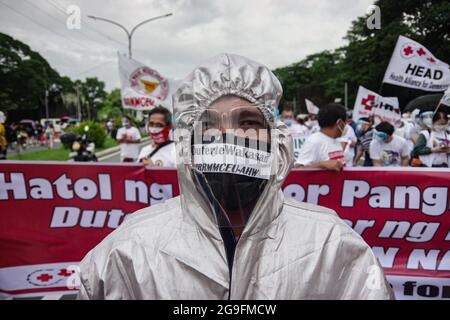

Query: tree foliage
[0,32,112,122]
[273,0,450,111]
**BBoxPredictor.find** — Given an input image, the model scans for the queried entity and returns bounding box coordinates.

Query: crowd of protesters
[281,103,450,170]
[0,112,79,160]
[2,102,449,170]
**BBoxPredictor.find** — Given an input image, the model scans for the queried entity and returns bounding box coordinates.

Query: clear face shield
[189,104,275,231]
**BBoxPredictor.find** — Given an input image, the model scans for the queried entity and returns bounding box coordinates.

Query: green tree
[0,33,60,116]
[73,77,107,120]
[274,0,450,111]
[97,88,122,121]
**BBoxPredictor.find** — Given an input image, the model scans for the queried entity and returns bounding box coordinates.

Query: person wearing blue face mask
[369,121,410,167]
[279,107,295,127]
[280,107,310,162]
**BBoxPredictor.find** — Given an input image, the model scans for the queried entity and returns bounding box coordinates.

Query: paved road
[98,140,151,163]
[8,141,62,157]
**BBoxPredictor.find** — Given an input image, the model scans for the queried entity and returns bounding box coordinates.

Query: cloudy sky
[0,0,374,91]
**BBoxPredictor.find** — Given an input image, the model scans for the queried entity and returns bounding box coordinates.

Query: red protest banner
[284,167,450,300]
[0,162,449,299]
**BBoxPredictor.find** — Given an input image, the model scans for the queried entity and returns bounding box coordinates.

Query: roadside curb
[96,136,151,158]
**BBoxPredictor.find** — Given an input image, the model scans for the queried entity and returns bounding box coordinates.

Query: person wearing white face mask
[137,107,176,167]
[413,111,450,168]
[295,103,347,171]
[116,116,141,162]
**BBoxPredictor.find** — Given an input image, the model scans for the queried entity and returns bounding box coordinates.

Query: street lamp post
[88,13,173,58]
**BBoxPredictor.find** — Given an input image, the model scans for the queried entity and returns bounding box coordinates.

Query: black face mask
[201,172,267,210]
[191,133,270,211]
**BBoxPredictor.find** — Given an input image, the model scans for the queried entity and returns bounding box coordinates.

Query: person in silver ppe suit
[77,53,394,300]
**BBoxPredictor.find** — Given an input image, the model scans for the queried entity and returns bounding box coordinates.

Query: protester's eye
[239,119,265,129]
[239,119,262,127]
[149,122,164,128]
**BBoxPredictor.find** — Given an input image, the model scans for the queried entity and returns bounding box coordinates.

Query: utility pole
[88,13,173,58]
[293,96,297,114]
[43,67,49,120]
[75,84,82,121]
[88,13,172,120]
[45,89,49,120]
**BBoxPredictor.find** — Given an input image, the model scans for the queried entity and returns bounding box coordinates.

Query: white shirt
[396,120,414,154]
[137,142,176,167]
[405,122,421,142]
[338,125,357,167]
[116,126,142,159]
[429,130,450,166]
[306,120,320,135]
[296,131,344,166]
[289,123,311,163]
[369,135,409,167]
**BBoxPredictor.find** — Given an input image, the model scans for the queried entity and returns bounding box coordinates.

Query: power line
[45,0,155,57]
[73,60,115,77]
[0,0,89,50]
[0,1,118,85]
[45,0,128,48]
[23,0,104,48]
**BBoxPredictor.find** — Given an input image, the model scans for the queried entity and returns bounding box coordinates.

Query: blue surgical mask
[422,118,432,128]
[374,131,388,143]
[282,119,293,127]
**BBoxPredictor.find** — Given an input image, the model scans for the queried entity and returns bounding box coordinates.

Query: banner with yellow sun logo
[118,53,178,112]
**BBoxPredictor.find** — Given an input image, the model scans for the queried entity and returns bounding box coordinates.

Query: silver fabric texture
[77,53,394,300]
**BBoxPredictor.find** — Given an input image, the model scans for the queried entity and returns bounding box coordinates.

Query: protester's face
[280,110,294,127]
[421,115,433,128]
[196,96,270,143]
[434,118,448,126]
[122,118,131,128]
[336,118,347,138]
[148,113,167,129]
[280,110,294,120]
[361,122,371,132]
[191,96,272,217]
[433,117,448,132]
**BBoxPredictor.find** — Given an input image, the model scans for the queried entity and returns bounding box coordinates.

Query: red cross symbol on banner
[58,269,75,277]
[37,273,53,282]
[361,95,376,111]
[403,46,413,56]
[417,48,426,56]
[427,57,436,63]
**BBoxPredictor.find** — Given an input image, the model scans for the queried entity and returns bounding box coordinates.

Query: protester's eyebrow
[238,109,264,120]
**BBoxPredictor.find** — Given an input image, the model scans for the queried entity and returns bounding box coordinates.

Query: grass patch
[9,147,70,161]
[98,136,119,151]
[8,137,119,161]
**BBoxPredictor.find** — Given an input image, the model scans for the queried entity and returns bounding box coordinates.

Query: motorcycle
[61,126,97,162]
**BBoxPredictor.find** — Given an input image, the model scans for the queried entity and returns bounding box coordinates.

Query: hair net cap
[173,53,283,126]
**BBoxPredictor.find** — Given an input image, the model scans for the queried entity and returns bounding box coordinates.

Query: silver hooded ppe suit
[77,53,394,300]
